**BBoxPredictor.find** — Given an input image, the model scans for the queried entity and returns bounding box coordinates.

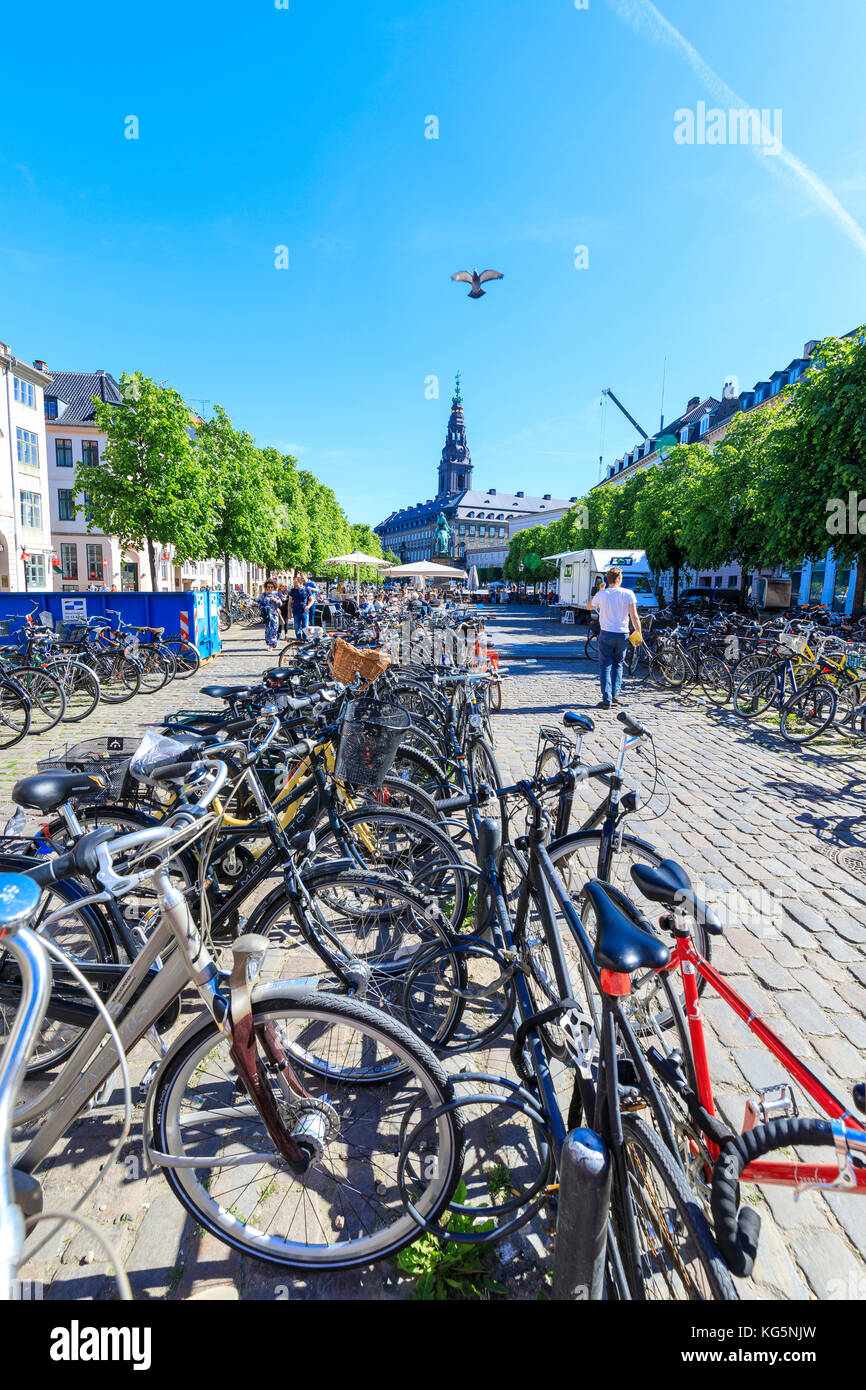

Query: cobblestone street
[8,609,866,1301]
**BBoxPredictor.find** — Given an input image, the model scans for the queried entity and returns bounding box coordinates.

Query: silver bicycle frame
[16,868,225,1172]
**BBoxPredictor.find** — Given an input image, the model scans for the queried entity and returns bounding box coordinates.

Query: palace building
[375,377,575,570]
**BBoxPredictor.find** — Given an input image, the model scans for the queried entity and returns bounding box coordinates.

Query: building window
[81,440,99,466]
[468,525,476,536]
[13,377,35,409]
[478,525,486,537]
[61,543,78,579]
[699,416,709,435]
[55,438,73,467]
[20,490,42,528]
[58,489,75,521]
[86,543,103,581]
[458,524,466,536]
[499,527,506,538]
[679,428,689,444]
[771,379,782,395]
[728,575,738,588]
[25,554,46,588]
[714,576,723,587]
[44,397,58,420]
[16,428,39,468]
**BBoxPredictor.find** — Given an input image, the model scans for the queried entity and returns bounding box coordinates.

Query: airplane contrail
[608,0,866,260]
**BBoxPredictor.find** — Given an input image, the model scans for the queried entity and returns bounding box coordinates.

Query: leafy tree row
[503,328,866,605]
[78,373,379,601]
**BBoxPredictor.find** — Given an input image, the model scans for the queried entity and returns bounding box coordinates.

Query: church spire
[438,373,472,496]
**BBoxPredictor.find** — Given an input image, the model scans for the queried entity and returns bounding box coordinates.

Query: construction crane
[601,387,648,441]
[598,387,649,482]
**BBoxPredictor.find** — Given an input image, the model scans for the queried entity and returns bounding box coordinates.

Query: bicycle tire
[152,989,465,1270]
[695,655,733,707]
[614,1113,738,1301]
[44,659,101,722]
[733,666,778,719]
[9,667,66,734]
[248,866,465,1046]
[711,1117,849,1278]
[779,682,837,744]
[0,678,31,747]
[311,805,470,932]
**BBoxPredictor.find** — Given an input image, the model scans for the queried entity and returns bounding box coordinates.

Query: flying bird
[451,268,504,299]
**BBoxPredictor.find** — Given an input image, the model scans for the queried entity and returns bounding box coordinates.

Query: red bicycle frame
[662,934,866,1191]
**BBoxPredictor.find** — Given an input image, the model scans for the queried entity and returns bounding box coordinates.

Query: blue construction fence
[0,590,223,658]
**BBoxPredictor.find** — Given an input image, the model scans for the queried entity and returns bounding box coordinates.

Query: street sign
[60,597,87,624]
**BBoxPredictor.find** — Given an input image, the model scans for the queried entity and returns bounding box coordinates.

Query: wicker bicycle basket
[330,637,391,687]
[334,698,411,787]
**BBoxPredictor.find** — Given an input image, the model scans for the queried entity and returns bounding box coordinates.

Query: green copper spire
[453,371,462,407]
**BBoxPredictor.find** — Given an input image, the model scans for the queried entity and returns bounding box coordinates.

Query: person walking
[277,583,290,638]
[588,566,642,710]
[299,572,318,633]
[290,574,311,641]
[258,580,282,650]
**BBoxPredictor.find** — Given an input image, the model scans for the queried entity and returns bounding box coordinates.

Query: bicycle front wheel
[614,1114,737,1300]
[733,666,777,718]
[152,989,465,1270]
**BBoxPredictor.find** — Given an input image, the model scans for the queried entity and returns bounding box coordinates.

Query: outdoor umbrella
[384,560,466,579]
[468,564,480,590]
[324,550,391,601]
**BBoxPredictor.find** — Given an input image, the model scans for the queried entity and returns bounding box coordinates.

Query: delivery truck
[549,548,659,622]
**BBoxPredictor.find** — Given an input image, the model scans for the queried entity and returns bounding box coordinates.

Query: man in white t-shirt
[588,566,643,709]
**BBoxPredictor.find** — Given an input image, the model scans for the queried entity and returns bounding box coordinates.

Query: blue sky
[3,0,866,525]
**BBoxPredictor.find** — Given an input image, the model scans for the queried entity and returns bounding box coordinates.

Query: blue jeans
[599,631,629,703]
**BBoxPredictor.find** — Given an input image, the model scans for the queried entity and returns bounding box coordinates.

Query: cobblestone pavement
[8,611,866,1301]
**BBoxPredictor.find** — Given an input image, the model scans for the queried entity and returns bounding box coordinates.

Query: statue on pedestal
[435,511,451,555]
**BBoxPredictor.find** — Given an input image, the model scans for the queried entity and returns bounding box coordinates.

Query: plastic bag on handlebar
[129,727,203,782]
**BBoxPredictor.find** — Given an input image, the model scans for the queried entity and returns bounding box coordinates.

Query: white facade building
[0,344,55,590]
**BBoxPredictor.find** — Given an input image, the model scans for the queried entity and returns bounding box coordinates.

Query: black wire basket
[36,737,138,804]
[334,698,411,788]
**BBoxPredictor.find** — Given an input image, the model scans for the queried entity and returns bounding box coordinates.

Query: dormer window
[699,416,709,436]
[44,396,58,420]
[680,428,689,444]
[771,378,782,395]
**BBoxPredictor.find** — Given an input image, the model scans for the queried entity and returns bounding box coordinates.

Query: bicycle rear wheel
[0,679,31,747]
[733,666,777,718]
[152,989,465,1270]
[9,667,66,734]
[696,655,733,707]
[779,683,837,743]
[45,659,101,722]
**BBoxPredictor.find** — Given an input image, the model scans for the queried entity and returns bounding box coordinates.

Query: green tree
[348,523,387,583]
[261,448,310,577]
[632,451,690,600]
[298,471,351,576]
[597,471,650,548]
[84,372,212,590]
[680,412,780,605]
[195,406,280,605]
[503,525,558,585]
[757,329,866,610]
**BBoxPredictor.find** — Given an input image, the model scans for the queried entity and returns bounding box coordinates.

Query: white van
[549,549,659,620]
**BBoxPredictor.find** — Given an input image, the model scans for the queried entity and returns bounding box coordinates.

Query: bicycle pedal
[742,1083,799,1131]
[618,1087,646,1111]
